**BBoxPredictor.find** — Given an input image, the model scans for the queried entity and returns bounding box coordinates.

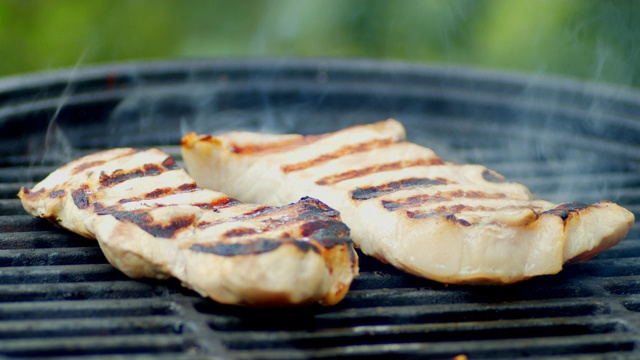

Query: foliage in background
[0,0,638,87]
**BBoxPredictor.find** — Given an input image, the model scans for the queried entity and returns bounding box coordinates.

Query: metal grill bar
[226,335,637,360]
[0,298,177,320]
[1,334,191,358]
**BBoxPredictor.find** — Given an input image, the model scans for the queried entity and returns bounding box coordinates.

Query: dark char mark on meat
[218,197,344,237]
[407,211,472,226]
[99,162,174,187]
[382,190,507,211]
[140,215,195,238]
[72,185,91,209]
[301,220,352,246]
[193,197,240,211]
[72,160,106,175]
[214,197,339,227]
[22,187,45,200]
[191,238,320,256]
[351,177,448,200]
[93,203,195,238]
[295,196,341,219]
[224,228,259,238]
[118,182,199,204]
[282,138,395,173]
[142,187,175,200]
[315,157,444,186]
[49,189,66,199]
[161,157,180,170]
[542,202,588,222]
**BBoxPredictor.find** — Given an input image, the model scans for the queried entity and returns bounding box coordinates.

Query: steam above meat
[181,119,635,285]
[18,148,358,306]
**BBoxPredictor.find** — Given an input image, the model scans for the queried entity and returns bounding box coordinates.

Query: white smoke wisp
[39,47,91,166]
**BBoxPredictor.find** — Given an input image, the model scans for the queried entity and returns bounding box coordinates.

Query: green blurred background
[1,0,638,87]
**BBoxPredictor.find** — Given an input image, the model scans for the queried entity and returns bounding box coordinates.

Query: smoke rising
[100,58,638,211]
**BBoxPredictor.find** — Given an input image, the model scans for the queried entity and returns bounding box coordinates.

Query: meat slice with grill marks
[18,148,357,306]
[182,119,635,285]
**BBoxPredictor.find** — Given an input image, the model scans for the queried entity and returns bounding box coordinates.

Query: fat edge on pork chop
[181,119,635,285]
[18,148,358,306]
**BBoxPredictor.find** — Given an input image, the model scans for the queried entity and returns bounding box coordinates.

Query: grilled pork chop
[182,119,635,285]
[18,148,357,306]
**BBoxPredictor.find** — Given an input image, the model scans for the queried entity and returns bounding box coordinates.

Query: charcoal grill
[1,58,639,359]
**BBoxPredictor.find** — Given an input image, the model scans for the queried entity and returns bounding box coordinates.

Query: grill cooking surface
[1,59,640,359]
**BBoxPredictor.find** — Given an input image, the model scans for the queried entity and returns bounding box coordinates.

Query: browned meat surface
[182,119,634,285]
[19,148,358,306]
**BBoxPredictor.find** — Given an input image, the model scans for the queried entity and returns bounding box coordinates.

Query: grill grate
[1,59,639,359]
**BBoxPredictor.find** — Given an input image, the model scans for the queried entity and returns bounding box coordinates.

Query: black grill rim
[0,58,639,138]
[1,57,640,99]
